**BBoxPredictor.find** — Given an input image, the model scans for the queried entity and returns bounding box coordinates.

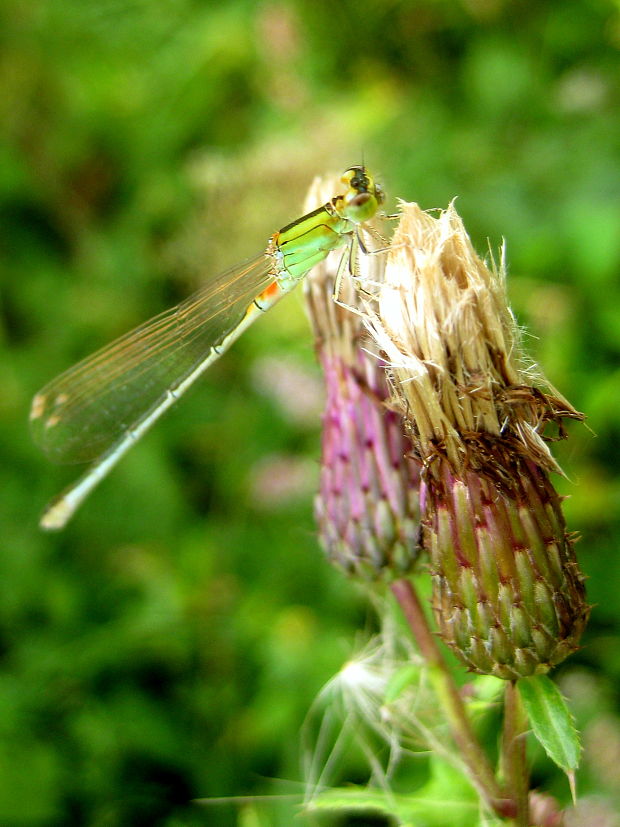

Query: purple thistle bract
[304,177,422,582]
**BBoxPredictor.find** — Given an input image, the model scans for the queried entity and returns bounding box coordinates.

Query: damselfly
[31,166,385,530]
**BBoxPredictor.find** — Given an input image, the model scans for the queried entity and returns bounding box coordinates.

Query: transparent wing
[31,254,275,464]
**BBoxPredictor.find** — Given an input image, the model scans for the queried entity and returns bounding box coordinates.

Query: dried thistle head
[364,201,588,677]
[369,201,584,479]
[303,177,422,582]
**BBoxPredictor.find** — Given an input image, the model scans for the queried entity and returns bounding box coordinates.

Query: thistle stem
[391,577,509,815]
[502,681,530,826]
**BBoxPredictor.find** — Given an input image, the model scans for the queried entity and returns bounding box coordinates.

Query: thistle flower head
[304,178,422,582]
[364,202,589,677]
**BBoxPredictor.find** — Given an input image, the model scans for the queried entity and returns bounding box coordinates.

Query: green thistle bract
[425,457,588,678]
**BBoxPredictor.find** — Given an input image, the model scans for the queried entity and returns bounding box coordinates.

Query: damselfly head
[339,165,385,223]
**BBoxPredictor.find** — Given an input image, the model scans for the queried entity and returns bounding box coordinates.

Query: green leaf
[307,759,481,826]
[307,786,395,816]
[517,674,581,777]
[384,664,420,703]
[466,675,505,715]
[308,785,480,826]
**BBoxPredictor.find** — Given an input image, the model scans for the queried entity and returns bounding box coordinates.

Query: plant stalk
[391,577,513,817]
[501,681,530,826]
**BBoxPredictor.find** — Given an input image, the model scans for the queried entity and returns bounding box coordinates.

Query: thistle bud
[303,177,422,581]
[366,202,588,676]
[424,456,588,678]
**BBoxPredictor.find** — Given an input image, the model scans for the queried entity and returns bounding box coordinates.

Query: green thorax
[270,165,384,281]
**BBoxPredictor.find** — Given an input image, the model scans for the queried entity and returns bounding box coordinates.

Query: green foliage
[517,676,581,787]
[309,759,480,827]
[2,0,619,823]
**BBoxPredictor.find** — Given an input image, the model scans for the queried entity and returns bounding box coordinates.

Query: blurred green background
[2,0,620,824]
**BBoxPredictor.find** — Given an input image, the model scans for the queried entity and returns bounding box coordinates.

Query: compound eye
[351,170,369,191]
[341,166,368,189]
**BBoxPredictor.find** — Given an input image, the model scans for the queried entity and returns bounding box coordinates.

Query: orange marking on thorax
[257,281,282,303]
[244,281,282,319]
